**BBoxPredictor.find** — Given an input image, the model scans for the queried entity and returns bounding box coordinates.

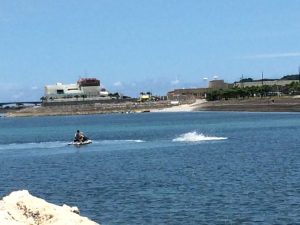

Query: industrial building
[167,88,208,101]
[44,78,109,100]
[208,80,230,89]
[167,79,231,100]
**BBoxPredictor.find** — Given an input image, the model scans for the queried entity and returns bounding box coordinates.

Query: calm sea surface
[0,112,299,224]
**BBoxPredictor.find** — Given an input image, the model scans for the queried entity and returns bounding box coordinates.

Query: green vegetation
[206,82,300,101]
[280,74,300,80]
[240,78,253,82]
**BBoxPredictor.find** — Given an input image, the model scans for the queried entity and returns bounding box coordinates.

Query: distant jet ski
[68,139,92,146]
[70,130,92,146]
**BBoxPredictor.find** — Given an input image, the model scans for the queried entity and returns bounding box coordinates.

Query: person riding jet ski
[74,130,88,143]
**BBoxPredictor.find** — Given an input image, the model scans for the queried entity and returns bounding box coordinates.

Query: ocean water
[0,112,299,224]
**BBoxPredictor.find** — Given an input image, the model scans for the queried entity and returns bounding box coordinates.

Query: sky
[1,0,300,101]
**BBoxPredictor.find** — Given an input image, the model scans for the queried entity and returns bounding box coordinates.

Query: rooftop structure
[77,78,100,87]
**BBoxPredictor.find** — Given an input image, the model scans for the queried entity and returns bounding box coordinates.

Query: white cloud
[171,79,180,85]
[0,83,43,101]
[247,52,300,59]
[13,92,24,100]
[107,77,203,98]
[0,83,19,90]
[113,81,123,87]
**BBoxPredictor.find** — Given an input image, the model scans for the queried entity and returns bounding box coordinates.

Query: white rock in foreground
[0,190,99,225]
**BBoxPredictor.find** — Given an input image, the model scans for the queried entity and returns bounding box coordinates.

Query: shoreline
[2,97,300,117]
[196,97,300,112]
[3,100,195,117]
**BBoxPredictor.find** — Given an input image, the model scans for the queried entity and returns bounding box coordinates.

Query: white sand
[151,99,206,112]
[0,190,99,225]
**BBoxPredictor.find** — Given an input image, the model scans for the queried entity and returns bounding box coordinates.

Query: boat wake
[0,141,67,151]
[172,131,227,142]
[0,133,225,151]
[95,139,145,144]
[0,139,146,151]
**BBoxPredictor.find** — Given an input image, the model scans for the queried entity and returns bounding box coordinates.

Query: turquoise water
[0,112,300,224]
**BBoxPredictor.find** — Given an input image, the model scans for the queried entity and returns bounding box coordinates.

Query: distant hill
[280,74,300,80]
[240,78,253,82]
[240,78,276,82]
[238,74,300,83]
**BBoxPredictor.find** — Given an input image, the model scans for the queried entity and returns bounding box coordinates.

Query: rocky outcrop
[0,190,99,225]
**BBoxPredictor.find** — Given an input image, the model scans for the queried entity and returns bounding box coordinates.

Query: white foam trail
[0,141,67,150]
[101,139,145,144]
[124,140,145,143]
[94,139,145,144]
[0,139,145,151]
[173,131,227,142]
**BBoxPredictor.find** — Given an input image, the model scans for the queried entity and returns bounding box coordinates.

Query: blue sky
[1,0,300,101]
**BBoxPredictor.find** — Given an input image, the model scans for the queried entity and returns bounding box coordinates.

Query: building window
[57,90,64,94]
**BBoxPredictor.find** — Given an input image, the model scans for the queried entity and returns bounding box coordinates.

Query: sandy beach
[150,99,206,112]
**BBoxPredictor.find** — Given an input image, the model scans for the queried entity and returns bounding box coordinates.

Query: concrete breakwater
[5,100,195,117]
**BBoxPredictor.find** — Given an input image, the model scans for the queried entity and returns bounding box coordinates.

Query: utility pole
[241,74,244,88]
[261,72,264,86]
[298,66,300,82]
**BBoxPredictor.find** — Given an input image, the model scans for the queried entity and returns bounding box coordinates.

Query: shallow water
[0,112,299,224]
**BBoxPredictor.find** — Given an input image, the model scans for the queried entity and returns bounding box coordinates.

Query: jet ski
[68,139,92,146]
[69,135,92,146]
[70,131,92,146]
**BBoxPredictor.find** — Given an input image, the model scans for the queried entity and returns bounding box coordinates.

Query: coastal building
[45,83,83,98]
[167,88,208,100]
[209,80,230,89]
[44,78,109,100]
[167,79,231,100]
[77,78,102,97]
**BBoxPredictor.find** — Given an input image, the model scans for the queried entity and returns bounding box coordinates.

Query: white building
[44,78,108,100]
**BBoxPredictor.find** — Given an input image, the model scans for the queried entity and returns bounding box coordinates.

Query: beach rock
[0,190,99,225]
